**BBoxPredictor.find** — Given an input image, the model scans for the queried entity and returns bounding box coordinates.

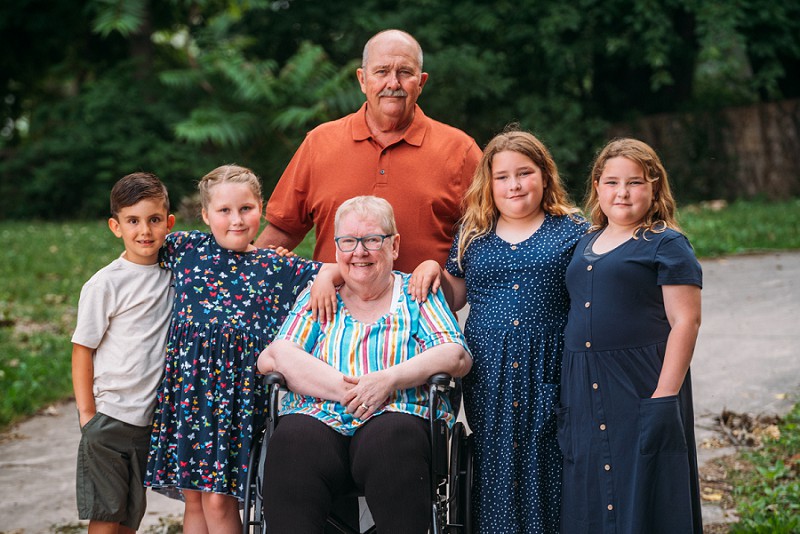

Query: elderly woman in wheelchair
[255,196,472,534]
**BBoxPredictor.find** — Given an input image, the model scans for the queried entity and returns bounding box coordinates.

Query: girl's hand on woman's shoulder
[308,264,340,323]
[265,245,296,258]
[408,260,442,303]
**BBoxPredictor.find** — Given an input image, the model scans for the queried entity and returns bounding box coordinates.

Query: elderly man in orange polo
[255,29,481,273]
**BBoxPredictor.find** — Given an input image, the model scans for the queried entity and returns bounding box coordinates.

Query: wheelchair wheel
[242,426,268,534]
[448,422,473,534]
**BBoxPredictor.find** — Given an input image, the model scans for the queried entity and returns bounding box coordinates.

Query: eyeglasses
[334,234,393,252]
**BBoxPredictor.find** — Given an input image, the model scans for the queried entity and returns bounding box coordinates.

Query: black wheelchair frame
[242,372,473,534]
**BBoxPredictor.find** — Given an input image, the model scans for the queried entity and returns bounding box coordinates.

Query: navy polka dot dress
[446,214,587,533]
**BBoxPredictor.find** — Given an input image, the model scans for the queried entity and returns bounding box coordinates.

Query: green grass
[679,198,800,257]
[0,221,121,427]
[728,404,800,533]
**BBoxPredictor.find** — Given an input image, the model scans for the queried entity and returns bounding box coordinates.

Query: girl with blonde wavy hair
[559,138,703,532]
[584,137,680,235]
[411,127,587,533]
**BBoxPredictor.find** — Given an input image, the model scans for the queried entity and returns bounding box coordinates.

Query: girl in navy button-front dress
[559,138,703,533]
[411,129,587,533]
[144,165,335,533]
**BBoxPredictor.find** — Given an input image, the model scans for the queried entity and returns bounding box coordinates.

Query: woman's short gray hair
[334,196,398,236]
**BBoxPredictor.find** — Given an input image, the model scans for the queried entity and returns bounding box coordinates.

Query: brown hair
[584,138,680,236]
[197,164,263,210]
[110,172,169,218]
[456,127,580,268]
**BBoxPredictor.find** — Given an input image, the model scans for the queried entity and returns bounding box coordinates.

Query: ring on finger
[360,403,370,411]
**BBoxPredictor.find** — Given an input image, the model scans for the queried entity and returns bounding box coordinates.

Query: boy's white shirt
[72,256,173,427]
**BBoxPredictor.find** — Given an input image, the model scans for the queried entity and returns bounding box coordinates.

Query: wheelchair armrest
[263,371,286,387]
[428,373,452,387]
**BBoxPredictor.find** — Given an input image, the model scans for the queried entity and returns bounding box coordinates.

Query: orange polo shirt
[265,103,482,273]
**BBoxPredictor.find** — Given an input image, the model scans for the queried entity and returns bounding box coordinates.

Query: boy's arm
[71,343,96,427]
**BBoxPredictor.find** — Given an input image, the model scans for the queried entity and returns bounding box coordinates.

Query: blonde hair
[585,138,680,237]
[456,128,579,268]
[334,195,398,235]
[198,164,263,210]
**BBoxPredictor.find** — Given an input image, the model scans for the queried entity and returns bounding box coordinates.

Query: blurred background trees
[2,0,798,219]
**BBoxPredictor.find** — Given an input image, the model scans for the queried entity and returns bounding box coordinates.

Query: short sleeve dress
[446,214,588,534]
[559,228,703,533]
[145,231,319,500]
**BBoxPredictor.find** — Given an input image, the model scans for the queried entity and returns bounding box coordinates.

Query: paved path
[1,251,798,533]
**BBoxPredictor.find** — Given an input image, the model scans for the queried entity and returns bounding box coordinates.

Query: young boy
[71,172,175,534]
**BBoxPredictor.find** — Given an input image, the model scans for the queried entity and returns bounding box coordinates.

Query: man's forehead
[366,36,421,67]
[366,58,418,70]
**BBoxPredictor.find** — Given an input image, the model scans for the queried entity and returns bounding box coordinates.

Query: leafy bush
[0,65,215,219]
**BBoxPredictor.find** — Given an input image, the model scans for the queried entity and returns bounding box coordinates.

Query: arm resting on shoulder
[254,223,306,250]
[652,284,702,398]
[309,263,343,323]
[71,343,97,427]
[409,260,467,311]
[258,339,350,403]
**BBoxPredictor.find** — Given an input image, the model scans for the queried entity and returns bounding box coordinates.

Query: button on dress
[559,228,703,533]
[447,214,587,533]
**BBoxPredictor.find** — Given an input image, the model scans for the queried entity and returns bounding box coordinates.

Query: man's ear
[108,217,122,238]
[356,67,367,95]
[418,71,429,91]
[167,214,176,231]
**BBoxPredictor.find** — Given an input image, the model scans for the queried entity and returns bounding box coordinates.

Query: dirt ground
[1,251,798,533]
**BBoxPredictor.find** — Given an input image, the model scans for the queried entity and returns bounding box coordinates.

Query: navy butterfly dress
[145,231,319,500]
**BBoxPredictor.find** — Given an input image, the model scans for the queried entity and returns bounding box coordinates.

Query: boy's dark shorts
[76,412,151,529]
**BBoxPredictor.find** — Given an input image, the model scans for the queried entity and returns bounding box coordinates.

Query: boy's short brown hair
[110,172,170,218]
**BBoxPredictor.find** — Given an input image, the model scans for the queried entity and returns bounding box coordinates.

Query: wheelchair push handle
[427,373,453,387]
[263,371,286,387]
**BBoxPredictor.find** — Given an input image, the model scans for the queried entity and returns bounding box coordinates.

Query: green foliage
[2,0,800,218]
[0,65,213,218]
[728,404,800,533]
[89,0,147,37]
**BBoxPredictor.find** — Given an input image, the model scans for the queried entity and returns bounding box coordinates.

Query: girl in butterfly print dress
[145,165,334,533]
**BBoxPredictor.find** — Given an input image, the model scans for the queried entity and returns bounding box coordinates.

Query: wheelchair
[242,372,474,534]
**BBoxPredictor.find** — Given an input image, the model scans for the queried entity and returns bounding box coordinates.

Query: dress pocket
[555,405,573,463]
[639,396,687,455]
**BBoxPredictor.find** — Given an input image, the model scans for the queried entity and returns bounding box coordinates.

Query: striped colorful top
[276,272,469,436]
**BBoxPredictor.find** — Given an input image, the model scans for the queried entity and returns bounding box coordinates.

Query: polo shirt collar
[352,103,428,147]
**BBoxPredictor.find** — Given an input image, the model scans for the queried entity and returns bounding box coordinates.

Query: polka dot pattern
[446,214,587,533]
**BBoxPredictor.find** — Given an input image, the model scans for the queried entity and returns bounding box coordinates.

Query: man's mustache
[378,89,408,97]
